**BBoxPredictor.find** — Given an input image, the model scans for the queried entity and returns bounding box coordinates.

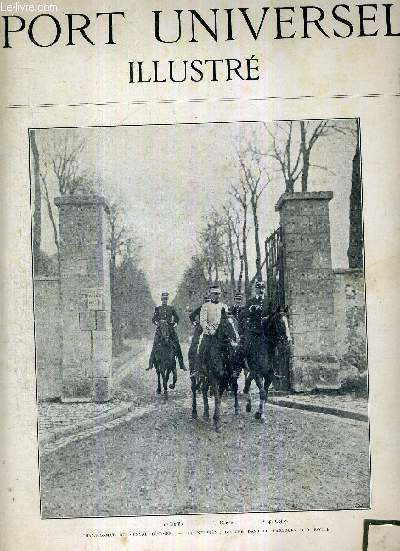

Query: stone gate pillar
[276,191,340,391]
[55,195,112,402]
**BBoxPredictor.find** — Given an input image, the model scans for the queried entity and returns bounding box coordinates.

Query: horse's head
[218,309,240,348]
[261,306,292,347]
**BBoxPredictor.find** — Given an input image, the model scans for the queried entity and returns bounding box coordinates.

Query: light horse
[151,320,177,400]
[244,308,292,422]
[191,312,239,432]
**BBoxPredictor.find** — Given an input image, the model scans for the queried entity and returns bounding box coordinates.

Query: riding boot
[147,344,156,370]
[175,343,187,371]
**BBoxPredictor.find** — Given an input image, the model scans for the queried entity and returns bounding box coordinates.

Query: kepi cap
[209,285,221,294]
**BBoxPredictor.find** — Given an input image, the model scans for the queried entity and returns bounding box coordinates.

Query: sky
[36,120,357,302]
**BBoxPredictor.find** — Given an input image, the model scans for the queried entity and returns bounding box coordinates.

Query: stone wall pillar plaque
[55,195,112,402]
[276,191,340,391]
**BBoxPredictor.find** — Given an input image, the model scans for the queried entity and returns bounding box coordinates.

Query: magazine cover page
[1,1,399,550]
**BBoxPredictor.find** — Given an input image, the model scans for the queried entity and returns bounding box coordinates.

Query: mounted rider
[229,291,245,334]
[147,291,187,372]
[188,292,210,373]
[234,281,269,371]
[197,285,228,369]
[200,285,229,337]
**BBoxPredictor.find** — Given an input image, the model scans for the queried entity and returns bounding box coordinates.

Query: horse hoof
[169,383,175,389]
[192,411,198,419]
[254,411,261,420]
[214,422,221,433]
[260,415,266,424]
[246,403,252,413]
[157,389,161,394]
[235,408,240,416]
[203,414,210,421]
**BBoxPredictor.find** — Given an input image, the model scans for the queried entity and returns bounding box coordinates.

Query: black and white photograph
[30,119,369,519]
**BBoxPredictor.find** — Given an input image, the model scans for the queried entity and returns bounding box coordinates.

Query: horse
[243,308,292,422]
[151,320,177,400]
[190,313,239,432]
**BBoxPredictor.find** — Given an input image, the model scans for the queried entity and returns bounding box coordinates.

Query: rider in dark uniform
[229,291,245,335]
[147,291,187,372]
[234,281,269,374]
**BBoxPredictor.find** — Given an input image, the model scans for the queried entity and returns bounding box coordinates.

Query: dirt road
[40,341,370,518]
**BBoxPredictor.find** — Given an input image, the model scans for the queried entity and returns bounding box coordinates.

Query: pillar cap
[54,194,110,213]
[275,191,333,211]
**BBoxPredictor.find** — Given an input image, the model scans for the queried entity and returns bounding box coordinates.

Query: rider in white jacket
[199,287,228,336]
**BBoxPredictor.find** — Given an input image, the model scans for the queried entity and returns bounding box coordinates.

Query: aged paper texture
[1,1,399,550]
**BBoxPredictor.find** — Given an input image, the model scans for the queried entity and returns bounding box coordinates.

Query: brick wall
[55,195,112,402]
[33,277,62,400]
[277,192,340,391]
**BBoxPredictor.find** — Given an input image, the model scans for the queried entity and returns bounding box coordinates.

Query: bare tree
[49,131,94,195]
[229,180,251,299]
[299,120,346,192]
[267,119,348,194]
[238,134,270,281]
[108,201,130,355]
[266,121,302,194]
[222,202,237,296]
[197,209,226,285]
[35,131,95,271]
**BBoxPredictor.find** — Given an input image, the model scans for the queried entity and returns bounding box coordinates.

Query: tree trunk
[42,181,60,274]
[214,261,219,283]
[251,198,262,281]
[236,235,244,293]
[207,263,213,284]
[348,121,363,269]
[286,177,294,194]
[300,121,309,192]
[242,204,250,300]
[30,130,41,272]
[226,219,236,295]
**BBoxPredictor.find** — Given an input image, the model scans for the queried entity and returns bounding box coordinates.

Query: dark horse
[190,313,239,432]
[244,308,292,422]
[151,320,177,400]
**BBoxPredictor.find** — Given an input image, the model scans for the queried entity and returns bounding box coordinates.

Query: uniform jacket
[240,295,269,334]
[152,305,180,326]
[199,301,228,336]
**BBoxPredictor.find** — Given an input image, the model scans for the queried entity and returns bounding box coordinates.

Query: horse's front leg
[254,374,266,423]
[244,372,253,412]
[212,379,222,433]
[169,362,177,389]
[156,369,162,394]
[202,381,210,420]
[161,370,168,400]
[264,371,273,403]
[232,377,240,415]
[191,375,198,419]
